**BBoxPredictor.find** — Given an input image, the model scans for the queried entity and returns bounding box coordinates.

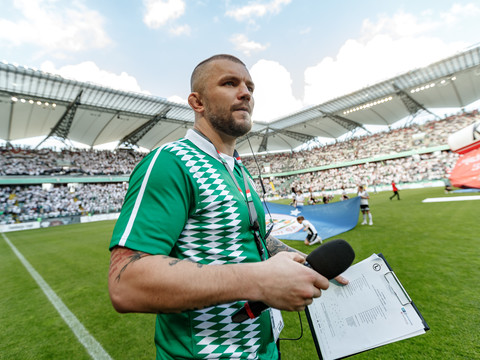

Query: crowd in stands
[274,150,458,197]
[0,148,144,176]
[1,110,478,224]
[0,183,126,224]
[242,110,479,174]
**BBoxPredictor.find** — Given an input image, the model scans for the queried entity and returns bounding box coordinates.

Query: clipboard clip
[384,271,412,306]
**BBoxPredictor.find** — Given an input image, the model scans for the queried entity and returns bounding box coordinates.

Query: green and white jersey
[110,129,278,360]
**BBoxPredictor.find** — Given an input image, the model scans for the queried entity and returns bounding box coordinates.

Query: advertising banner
[449,147,480,189]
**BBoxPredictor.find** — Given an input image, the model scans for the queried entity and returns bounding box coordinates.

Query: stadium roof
[1,44,480,154]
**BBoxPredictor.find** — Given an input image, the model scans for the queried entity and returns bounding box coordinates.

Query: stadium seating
[1,110,479,224]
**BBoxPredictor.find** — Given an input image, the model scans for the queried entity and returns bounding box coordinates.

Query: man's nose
[238,83,252,101]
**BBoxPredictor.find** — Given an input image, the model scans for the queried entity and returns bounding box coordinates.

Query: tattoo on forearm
[266,235,296,255]
[168,258,182,266]
[110,247,149,282]
[166,256,204,268]
[110,248,205,283]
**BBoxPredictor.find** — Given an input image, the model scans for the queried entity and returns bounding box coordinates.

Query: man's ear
[188,92,204,113]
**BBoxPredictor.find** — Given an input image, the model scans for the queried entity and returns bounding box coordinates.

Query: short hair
[297,216,305,221]
[190,54,246,92]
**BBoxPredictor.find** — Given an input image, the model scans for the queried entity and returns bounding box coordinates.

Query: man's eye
[248,86,254,93]
[224,81,235,86]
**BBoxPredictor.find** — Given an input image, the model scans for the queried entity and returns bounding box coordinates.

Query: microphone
[231,239,355,323]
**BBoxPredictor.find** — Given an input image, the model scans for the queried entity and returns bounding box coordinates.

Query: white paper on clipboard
[306,253,428,360]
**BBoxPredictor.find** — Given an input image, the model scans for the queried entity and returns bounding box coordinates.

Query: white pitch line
[422,195,480,203]
[2,232,112,360]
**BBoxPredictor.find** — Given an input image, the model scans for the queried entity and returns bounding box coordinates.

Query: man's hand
[254,251,330,311]
[334,275,349,285]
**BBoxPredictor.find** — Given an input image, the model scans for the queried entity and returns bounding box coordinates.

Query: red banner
[449,148,480,188]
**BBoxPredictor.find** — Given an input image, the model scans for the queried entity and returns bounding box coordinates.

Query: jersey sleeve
[109,147,195,255]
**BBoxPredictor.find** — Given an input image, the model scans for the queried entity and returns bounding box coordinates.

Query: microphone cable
[246,135,307,345]
[279,311,304,341]
[246,135,274,233]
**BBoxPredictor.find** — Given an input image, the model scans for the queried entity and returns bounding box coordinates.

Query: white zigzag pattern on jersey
[165,140,261,358]
[194,306,261,359]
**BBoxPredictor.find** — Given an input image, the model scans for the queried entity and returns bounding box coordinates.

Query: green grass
[1,187,479,359]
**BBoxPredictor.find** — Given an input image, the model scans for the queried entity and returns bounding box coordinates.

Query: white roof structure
[1,44,480,154]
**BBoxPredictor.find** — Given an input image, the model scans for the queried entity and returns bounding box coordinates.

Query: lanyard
[216,149,266,261]
[216,150,257,226]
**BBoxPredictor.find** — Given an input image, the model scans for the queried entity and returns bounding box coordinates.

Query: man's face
[201,59,255,138]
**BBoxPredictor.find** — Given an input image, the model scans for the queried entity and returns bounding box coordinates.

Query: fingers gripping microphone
[231,239,355,323]
[304,238,355,279]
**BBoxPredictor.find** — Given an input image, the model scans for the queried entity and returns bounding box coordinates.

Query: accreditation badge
[269,308,284,342]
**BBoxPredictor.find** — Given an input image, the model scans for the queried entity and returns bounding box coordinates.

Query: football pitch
[1,187,479,360]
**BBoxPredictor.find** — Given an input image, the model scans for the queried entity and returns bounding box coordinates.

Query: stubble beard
[206,108,252,138]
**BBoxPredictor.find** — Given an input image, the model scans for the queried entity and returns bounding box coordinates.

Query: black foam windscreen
[305,239,355,279]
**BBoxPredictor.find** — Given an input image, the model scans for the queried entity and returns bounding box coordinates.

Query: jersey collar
[185,129,237,171]
[185,129,221,161]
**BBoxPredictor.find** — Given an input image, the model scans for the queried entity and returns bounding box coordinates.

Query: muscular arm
[108,245,330,314]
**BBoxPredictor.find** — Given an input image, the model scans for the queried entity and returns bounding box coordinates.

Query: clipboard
[305,253,429,360]
[378,253,429,332]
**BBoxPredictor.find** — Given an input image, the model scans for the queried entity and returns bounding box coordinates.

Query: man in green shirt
[108,54,347,359]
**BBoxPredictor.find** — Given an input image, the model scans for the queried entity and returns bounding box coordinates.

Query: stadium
[2,44,480,359]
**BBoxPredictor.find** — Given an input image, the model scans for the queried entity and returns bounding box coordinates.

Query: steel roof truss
[393,83,431,116]
[35,89,83,148]
[118,107,172,147]
[318,110,367,133]
[275,128,316,143]
[258,131,269,153]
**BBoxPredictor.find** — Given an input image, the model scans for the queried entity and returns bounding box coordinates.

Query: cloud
[167,95,188,105]
[40,61,150,95]
[0,0,111,53]
[440,2,480,25]
[230,34,268,56]
[225,0,291,22]
[360,10,438,39]
[360,4,480,39]
[303,6,473,106]
[250,60,302,122]
[169,24,191,36]
[143,0,186,29]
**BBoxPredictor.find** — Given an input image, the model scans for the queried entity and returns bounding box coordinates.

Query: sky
[1,0,480,147]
